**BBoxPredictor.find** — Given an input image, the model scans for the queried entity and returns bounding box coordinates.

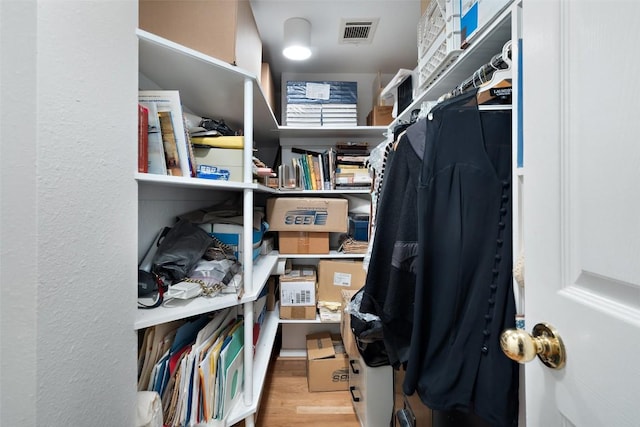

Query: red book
[138,103,149,173]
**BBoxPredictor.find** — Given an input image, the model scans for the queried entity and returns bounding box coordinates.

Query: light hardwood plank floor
[235,357,360,427]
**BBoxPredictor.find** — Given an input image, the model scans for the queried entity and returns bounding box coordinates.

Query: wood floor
[235,357,360,427]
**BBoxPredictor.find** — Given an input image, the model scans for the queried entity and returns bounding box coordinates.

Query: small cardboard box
[306,332,349,392]
[318,260,367,304]
[278,231,329,254]
[366,105,394,126]
[266,197,348,232]
[279,265,317,320]
[280,305,316,320]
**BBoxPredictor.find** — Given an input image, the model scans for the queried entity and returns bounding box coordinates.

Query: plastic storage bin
[417,0,462,92]
[349,216,369,242]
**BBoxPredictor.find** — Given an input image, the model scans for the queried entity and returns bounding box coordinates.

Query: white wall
[0,1,137,425]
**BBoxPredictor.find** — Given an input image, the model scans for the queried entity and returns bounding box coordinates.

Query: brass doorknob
[500,322,566,369]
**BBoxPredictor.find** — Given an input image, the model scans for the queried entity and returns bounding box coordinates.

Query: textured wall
[1,1,138,425]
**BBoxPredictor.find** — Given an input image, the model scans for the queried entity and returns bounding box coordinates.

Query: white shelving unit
[279,126,388,140]
[275,124,385,358]
[135,252,278,330]
[273,250,365,260]
[137,29,280,427]
[277,189,372,195]
[275,245,366,358]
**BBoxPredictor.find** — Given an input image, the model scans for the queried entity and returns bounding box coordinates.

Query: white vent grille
[339,18,379,44]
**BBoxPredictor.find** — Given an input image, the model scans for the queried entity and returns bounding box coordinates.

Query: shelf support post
[242,77,255,409]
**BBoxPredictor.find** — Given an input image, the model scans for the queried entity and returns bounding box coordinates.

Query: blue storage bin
[348,216,369,241]
[211,221,268,261]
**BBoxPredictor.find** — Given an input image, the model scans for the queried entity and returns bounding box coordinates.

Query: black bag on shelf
[198,117,236,136]
[151,219,214,283]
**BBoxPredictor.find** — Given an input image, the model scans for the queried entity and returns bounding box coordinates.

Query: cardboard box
[306,332,349,392]
[341,290,359,358]
[139,0,262,78]
[318,260,367,304]
[279,265,317,320]
[266,276,278,311]
[421,0,431,15]
[193,147,243,182]
[280,305,316,320]
[266,197,349,232]
[278,231,330,254]
[372,71,395,109]
[366,106,394,126]
[260,63,276,113]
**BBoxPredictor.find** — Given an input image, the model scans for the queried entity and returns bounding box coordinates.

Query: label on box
[286,268,316,277]
[280,281,315,306]
[306,82,330,100]
[333,272,352,287]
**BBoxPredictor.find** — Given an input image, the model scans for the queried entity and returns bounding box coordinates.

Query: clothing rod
[451,40,512,96]
[478,104,512,111]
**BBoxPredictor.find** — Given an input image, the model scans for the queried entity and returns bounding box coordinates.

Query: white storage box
[460,0,512,47]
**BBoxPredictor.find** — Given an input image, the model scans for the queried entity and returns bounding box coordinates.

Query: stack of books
[334,142,372,190]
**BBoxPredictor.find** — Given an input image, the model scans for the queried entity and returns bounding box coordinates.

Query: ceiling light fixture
[283,17,312,61]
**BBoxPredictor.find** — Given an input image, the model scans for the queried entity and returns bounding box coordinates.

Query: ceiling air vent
[339,18,379,44]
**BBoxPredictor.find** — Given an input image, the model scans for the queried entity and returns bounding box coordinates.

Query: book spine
[182,113,197,177]
[306,154,318,190]
[300,155,312,190]
[138,104,149,173]
[316,154,325,191]
[158,111,183,176]
[291,158,302,189]
[321,151,331,190]
[328,147,336,190]
[140,101,167,175]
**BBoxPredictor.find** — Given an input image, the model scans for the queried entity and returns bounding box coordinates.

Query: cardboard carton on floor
[306,332,349,392]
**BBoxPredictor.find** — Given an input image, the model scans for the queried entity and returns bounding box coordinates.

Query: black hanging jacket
[403,91,519,427]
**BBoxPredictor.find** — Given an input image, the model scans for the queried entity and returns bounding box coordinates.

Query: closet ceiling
[250,0,422,87]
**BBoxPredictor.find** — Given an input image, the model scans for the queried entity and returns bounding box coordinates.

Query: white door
[521,1,640,426]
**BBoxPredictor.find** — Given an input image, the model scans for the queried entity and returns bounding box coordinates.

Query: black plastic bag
[349,288,390,367]
[151,219,214,282]
[199,117,236,136]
